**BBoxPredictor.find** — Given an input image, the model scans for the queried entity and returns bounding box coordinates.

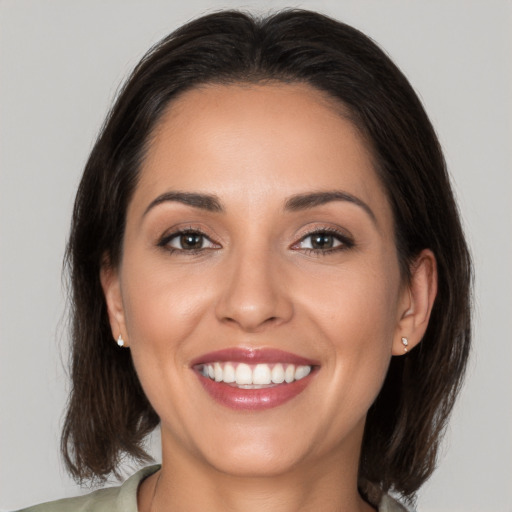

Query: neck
[141,432,376,512]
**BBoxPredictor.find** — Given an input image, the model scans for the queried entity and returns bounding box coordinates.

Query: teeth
[223,363,235,383]
[295,365,311,380]
[200,362,313,386]
[235,363,252,385]
[271,364,285,384]
[253,364,272,385]
[214,362,223,382]
[285,364,295,383]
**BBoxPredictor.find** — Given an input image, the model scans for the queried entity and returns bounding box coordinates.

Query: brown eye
[294,230,354,253]
[299,232,342,250]
[161,230,218,252]
[179,233,204,250]
[310,233,335,249]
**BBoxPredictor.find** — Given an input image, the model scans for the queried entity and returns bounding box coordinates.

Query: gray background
[1,1,511,511]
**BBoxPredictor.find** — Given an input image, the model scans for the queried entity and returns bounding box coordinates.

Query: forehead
[132,82,391,225]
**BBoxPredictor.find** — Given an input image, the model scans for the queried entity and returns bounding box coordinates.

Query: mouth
[191,348,318,410]
[197,361,312,387]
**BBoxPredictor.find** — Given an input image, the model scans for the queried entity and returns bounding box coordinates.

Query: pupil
[312,233,333,249]
[181,233,202,249]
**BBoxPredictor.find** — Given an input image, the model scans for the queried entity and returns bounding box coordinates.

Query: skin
[102,83,437,512]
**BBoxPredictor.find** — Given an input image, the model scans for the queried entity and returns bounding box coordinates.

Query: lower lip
[196,372,315,411]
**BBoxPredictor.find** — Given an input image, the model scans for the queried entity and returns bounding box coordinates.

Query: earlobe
[100,261,129,347]
[393,249,438,356]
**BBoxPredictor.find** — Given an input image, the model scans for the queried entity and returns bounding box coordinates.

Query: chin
[205,444,305,478]
[173,419,312,478]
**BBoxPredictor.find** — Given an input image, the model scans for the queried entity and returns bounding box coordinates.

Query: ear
[392,249,438,356]
[100,259,129,347]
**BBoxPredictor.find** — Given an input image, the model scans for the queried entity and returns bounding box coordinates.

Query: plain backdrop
[1,1,511,511]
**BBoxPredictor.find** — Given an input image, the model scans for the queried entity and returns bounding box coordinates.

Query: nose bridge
[215,238,293,331]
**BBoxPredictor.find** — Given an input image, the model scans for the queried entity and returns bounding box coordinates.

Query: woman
[18,9,471,512]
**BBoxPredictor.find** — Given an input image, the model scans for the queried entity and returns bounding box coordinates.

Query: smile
[199,362,312,387]
[192,348,318,410]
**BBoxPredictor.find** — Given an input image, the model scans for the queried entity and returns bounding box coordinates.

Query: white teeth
[295,365,311,380]
[271,364,285,384]
[235,363,252,385]
[284,364,295,383]
[223,363,235,383]
[201,362,313,386]
[214,362,223,382]
[253,364,272,385]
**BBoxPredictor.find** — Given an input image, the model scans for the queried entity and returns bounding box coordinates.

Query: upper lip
[190,347,319,367]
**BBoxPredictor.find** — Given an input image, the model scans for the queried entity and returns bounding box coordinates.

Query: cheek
[316,282,397,382]
[297,258,401,345]
[294,260,401,415]
[119,253,215,378]
[118,257,213,428]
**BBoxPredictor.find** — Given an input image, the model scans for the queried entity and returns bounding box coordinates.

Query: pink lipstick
[192,348,318,410]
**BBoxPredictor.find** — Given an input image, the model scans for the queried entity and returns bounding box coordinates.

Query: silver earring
[117,334,125,347]
[401,337,409,353]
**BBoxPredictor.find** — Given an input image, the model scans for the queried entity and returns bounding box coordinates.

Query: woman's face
[103,83,412,477]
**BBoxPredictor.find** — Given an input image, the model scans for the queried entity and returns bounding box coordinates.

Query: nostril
[220,312,285,333]
[214,269,294,331]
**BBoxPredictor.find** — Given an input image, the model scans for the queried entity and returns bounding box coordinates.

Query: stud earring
[401,337,409,353]
[117,334,125,347]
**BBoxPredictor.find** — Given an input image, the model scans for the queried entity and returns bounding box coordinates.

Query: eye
[294,229,354,253]
[159,230,219,252]
[300,232,340,250]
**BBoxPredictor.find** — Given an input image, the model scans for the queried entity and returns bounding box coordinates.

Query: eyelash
[157,227,354,255]
[157,228,219,255]
[292,227,355,256]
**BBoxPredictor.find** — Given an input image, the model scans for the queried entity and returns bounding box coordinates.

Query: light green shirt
[16,465,410,511]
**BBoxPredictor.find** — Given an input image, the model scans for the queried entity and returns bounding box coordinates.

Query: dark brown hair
[62,9,472,505]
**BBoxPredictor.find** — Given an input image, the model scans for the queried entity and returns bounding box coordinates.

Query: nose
[214,247,294,332]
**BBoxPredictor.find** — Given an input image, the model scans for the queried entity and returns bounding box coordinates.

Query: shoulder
[15,465,160,512]
[17,486,122,512]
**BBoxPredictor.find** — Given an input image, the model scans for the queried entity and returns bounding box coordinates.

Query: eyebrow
[143,189,376,224]
[284,191,376,224]
[144,191,223,216]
